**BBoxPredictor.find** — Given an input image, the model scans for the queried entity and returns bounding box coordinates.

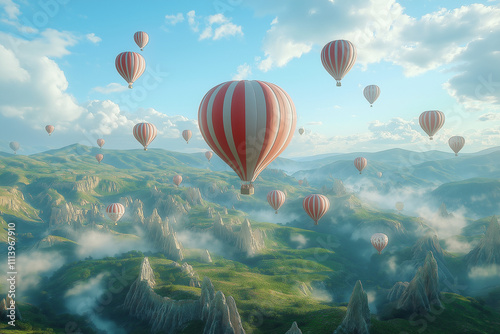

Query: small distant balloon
[298,180,303,186]
[303,194,330,225]
[395,202,404,212]
[354,157,367,174]
[419,110,445,140]
[299,127,305,135]
[371,233,388,254]
[134,31,149,51]
[9,142,20,154]
[45,125,55,136]
[115,51,146,89]
[267,190,286,214]
[182,130,192,144]
[205,151,213,162]
[448,136,465,156]
[133,122,157,150]
[95,154,104,164]
[363,85,380,107]
[97,139,105,149]
[106,203,125,224]
[377,171,383,178]
[173,175,183,186]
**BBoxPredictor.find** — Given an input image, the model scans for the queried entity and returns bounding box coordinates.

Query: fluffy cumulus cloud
[232,63,251,80]
[85,33,101,43]
[165,13,185,25]
[367,117,424,143]
[169,10,243,40]
[92,83,128,94]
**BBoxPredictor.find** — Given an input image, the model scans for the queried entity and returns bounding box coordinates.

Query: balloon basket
[336,82,341,87]
[241,184,254,195]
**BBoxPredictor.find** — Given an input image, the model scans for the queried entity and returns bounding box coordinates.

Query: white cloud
[232,63,251,80]
[92,83,128,94]
[0,0,20,20]
[367,117,424,143]
[478,113,500,122]
[165,13,184,25]
[187,10,199,32]
[86,33,101,44]
[198,13,243,41]
[306,121,322,126]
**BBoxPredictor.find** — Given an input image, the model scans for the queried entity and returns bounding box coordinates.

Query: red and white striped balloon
[267,190,286,214]
[363,85,380,107]
[106,203,125,223]
[303,194,330,225]
[95,154,104,164]
[198,80,296,194]
[173,175,182,186]
[419,110,445,140]
[448,136,465,156]
[134,31,149,51]
[321,40,357,87]
[115,51,146,88]
[354,157,367,174]
[97,138,105,149]
[182,130,192,144]
[371,233,388,255]
[133,122,157,151]
[45,125,55,136]
[205,151,213,162]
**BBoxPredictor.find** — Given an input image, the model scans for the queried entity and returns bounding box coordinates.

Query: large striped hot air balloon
[133,122,157,150]
[95,154,104,164]
[134,31,149,51]
[419,110,445,140]
[9,142,19,154]
[205,151,213,162]
[198,80,296,195]
[173,175,182,186]
[448,136,465,156]
[371,233,388,255]
[303,194,330,225]
[321,40,357,87]
[182,130,192,144]
[97,138,105,149]
[115,51,146,88]
[363,85,380,107]
[106,203,125,224]
[267,190,286,214]
[45,125,55,136]
[354,157,367,174]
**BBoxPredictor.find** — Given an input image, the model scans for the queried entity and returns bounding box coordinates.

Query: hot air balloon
[303,194,330,225]
[97,138,105,149]
[363,85,380,107]
[173,175,182,186]
[134,31,149,51]
[267,190,286,214]
[182,130,192,144]
[198,80,296,195]
[45,125,55,136]
[9,142,19,154]
[419,110,445,140]
[395,202,404,212]
[371,233,388,255]
[298,180,303,186]
[115,51,146,89]
[354,157,367,174]
[133,122,157,150]
[448,136,465,156]
[321,40,357,87]
[205,151,213,162]
[299,127,305,135]
[106,203,125,225]
[95,154,104,164]
[377,171,383,178]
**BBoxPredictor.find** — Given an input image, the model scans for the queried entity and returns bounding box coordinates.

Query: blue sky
[0,0,499,157]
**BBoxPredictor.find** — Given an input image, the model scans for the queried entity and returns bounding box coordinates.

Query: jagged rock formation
[0,295,22,321]
[438,202,452,218]
[131,199,145,224]
[465,216,500,268]
[181,262,201,288]
[285,321,303,334]
[298,282,312,296]
[201,249,213,263]
[123,257,245,334]
[73,175,100,192]
[207,207,215,218]
[387,282,409,302]
[396,251,441,315]
[155,194,189,219]
[213,215,265,256]
[144,209,184,261]
[184,187,203,206]
[49,202,83,227]
[334,280,370,334]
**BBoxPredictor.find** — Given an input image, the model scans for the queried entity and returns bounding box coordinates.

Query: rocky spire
[438,202,451,218]
[285,321,303,334]
[387,282,409,302]
[334,280,370,334]
[144,209,184,261]
[465,216,500,268]
[201,249,213,263]
[236,219,262,256]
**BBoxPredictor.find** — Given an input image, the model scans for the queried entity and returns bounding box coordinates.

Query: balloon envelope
[182,130,192,143]
[449,136,465,156]
[371,233,388,254]
[354,157,367,174]
[198,80,296,194]
[95,154,104,163]
[299,127,305,135]
[395,202,404,211]
[321,40,357,86]
[377,171,383,178]
[303,194,330,225]
[97,139,105,148]
[9,141,19,154]
[134,31,149,51]
[267,190,286,214]
[205,151,213,161]
[173,175,182,186]
[115,52,146,88]
[363,85,380,106]
[106,203,125,223]
[45,125,55,135]
[133,123,157,150]
[419,110,445,140]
